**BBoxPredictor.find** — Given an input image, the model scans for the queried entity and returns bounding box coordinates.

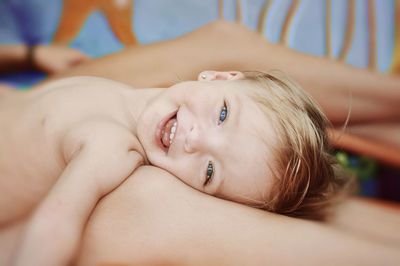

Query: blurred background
[0,0,399,201]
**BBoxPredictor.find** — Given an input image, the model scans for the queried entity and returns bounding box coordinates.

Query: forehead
[216,86,277,203]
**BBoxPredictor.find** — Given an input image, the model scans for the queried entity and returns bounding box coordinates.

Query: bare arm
[0,45,30,73]
[51,21,400,126]
[329,197,400,247]
[0,44,89,74]
[14,123,142,266]
[78,166,400,266]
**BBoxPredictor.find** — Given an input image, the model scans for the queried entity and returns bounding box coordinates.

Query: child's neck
[122,87,163,135]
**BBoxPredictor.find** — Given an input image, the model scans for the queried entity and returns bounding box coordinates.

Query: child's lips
[161,118,177,148]
[155,109,178,152]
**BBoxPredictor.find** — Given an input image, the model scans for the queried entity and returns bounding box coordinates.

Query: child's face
[137,75,277,205]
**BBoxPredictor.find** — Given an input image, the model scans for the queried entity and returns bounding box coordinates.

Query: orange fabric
[53,0,137,46]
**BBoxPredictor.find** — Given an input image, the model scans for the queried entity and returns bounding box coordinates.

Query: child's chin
[148,154,164,167]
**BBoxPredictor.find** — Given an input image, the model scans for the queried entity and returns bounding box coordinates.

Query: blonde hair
[243,71,353,221]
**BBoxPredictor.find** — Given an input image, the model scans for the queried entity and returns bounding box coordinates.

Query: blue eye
[204,161,214,186]
[218,103,228,124]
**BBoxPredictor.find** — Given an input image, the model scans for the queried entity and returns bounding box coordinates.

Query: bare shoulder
[28,76,135,116]
[61,118,144,162]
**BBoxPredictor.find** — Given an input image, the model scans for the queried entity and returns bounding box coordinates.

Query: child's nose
[184,124,209,154]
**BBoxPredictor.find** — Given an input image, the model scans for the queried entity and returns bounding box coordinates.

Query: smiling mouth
[156,110,178,151]
[161,116,177,148]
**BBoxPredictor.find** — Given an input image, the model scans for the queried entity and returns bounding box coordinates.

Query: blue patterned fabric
[0,0,396,87]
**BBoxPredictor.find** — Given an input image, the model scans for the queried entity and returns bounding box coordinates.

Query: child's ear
[197,71,244,81]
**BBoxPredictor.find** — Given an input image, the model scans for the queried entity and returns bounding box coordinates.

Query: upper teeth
[169,121,177,144]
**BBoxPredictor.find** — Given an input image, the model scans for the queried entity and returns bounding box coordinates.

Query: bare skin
[1,167,399,266]
[0,77,146,265]
[51,21,400,127]
[0,84,13,96]
[1,21,399,265]
[0,45,89,74]
[50,21,400,158]
[0,71,282,265]
[76,167,400,266]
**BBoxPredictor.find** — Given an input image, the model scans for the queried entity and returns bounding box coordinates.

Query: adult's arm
[0,45,30,73]
[329,197,400,246]
[48,20,400,153]
[0,45,88,74]
[77,166,399,266]
[50,21,400,126]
